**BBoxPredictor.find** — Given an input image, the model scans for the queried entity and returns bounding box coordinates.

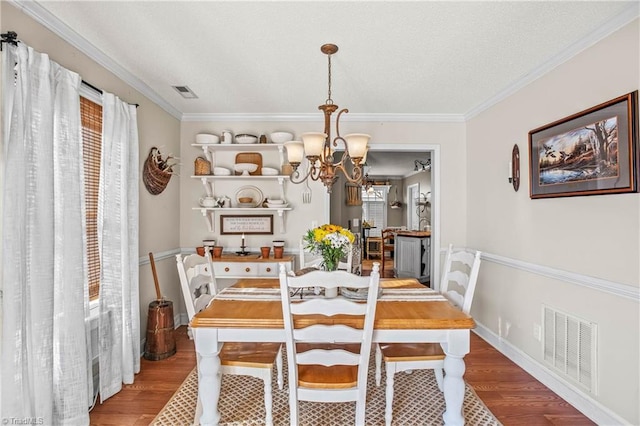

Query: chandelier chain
[326,53,333,105]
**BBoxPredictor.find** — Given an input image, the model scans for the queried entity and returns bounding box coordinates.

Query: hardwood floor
[90,325,594,426]
[89,326,196,426]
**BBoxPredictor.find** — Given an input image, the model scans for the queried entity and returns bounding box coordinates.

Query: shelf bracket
[200,145,214,164]
[199,208,215,232]
[200,176,213,197]
[277,177,286,201]
[275,209,287,233]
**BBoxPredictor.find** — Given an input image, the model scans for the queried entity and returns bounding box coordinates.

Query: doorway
[327,144,441,287]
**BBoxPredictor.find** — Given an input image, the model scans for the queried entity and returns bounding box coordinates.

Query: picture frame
[220,215,274,235]
[528,91,638,199]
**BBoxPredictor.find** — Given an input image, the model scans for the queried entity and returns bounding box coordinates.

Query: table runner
[214,286,447,302]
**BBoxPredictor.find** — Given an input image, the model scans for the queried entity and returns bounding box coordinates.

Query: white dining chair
[176,252,283,425]
[279,263,381,426]
[374,244,482,426]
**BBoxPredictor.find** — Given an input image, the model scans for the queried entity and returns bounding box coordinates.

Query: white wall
[466,19,639,424]
[1,3,183,337]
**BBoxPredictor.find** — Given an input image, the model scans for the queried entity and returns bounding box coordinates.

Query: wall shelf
[190,143,292,233]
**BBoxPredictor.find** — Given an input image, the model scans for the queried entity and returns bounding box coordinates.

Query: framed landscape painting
[528,91,638,199]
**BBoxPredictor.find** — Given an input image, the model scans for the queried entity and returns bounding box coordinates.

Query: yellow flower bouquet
[303,224,355,271]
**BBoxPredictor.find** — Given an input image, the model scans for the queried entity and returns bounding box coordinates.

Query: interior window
[361,186,389,237]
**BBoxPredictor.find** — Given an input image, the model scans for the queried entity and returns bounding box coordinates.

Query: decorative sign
[220,215,274,235]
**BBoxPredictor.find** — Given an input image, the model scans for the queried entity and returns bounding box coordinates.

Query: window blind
[81,96,102,301]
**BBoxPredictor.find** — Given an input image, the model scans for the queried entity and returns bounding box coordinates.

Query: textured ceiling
[25,1,638,119]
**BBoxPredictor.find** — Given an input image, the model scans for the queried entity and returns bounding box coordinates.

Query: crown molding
[465,4,640,120]
[180,112,465,123]
[12,0,637,124]
[9,0,183,120]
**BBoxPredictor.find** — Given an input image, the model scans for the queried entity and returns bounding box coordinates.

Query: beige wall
[466,19,640,423]
[2,3,182,336]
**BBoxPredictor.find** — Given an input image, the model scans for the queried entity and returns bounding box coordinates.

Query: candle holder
[236,235,250,256]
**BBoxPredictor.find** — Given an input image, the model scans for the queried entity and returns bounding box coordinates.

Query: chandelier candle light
[285,44,370,193]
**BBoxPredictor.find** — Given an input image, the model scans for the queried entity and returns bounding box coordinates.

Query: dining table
[191,274,476,426]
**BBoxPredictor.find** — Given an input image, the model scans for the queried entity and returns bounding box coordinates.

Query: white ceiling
[16,0,638,121]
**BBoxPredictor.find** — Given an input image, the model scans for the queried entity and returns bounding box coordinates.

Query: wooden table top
[192,277,475,330]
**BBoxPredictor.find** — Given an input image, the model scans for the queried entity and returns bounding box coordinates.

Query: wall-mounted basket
[143,147,174,195]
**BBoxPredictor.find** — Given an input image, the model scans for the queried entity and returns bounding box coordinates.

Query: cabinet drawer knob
[224,267,230,272]
[266,267,271,272]
[245,267,251,272]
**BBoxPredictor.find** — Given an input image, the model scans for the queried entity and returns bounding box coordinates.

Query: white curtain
[1,44,92,424]
[97,93,140,402]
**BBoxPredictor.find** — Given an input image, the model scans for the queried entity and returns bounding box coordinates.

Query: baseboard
[472,322,631,426]
[175,312,189,328]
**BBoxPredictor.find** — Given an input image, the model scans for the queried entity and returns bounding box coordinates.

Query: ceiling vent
[172,85,198,99]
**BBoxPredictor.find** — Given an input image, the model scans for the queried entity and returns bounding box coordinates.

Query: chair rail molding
[480,251,639,302]
[138,248,181,265]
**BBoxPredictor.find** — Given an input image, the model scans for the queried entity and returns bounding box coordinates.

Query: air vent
[543,305,597,394]
[172,85,198,99]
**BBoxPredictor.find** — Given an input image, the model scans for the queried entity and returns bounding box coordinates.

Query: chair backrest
[381,228,396,248]
[439,244,482,314]
[278,263,380,390]
[175,252,217,320]
[299,239,354,273]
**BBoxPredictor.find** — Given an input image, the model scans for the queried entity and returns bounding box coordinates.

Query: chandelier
[284,44,370,193]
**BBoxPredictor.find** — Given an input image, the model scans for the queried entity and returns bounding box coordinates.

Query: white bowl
[234,163,258,176]
[235,134,258,144]
[196,133,219,144]
[213,167,231,176]
[270,132,294,144]
[261,167,278,176]
[267,199,285,205]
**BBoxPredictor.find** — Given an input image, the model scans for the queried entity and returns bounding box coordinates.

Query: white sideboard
[210,254,293,279]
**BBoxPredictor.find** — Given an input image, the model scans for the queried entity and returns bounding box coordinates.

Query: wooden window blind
[81,96,102,301]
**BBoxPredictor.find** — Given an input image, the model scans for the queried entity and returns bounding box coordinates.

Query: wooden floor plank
[90,316,595,426]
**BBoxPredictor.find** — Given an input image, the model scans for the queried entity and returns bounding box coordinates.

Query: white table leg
[442,330,470,426]
[194,328,222,426]
[442,354,465,425]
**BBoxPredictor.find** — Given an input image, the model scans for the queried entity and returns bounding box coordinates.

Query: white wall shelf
[191,143,292,233]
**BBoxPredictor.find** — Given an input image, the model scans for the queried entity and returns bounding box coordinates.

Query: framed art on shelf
[528,91,638,199]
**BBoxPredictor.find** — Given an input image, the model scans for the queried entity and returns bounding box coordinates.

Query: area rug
[152,355,501,426]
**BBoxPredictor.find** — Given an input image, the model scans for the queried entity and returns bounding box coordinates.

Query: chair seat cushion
[220,342,281,368]
[379,342,445,362]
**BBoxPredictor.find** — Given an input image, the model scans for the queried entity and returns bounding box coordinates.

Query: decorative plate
[234,185,263,208]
